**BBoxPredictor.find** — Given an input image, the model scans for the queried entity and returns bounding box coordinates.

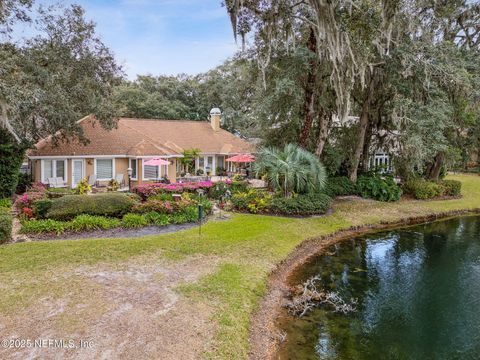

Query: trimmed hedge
[0,207,12,244]
[403,179,462,199]
[403,179,443,199]
[47,193,136,220]
[32,199,53,219]
[324,176,358,197]
[270,193,332,216]
[440,180,461,197]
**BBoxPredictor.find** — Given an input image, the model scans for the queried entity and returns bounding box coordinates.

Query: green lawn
[1,174,479,359]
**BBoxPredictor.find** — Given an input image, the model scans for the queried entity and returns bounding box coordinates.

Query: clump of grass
[122,213,148,228]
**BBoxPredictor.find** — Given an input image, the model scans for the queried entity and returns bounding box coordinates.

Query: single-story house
[28,109,255,188]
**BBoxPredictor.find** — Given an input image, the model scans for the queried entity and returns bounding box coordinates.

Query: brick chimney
[210,108,221,131]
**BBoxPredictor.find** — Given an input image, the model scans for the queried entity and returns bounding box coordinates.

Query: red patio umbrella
[225,154,255,163]
[143,158,171,166]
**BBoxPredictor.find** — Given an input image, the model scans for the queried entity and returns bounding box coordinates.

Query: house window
[144,164,159,180]
[216,156,225,169]
[129,159,137,180]
[96,158,114,180]
[42,159,66,183]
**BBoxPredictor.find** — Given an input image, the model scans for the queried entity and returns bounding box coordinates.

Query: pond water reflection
[277,216,480,360]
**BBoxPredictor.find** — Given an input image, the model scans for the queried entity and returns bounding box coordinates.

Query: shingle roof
[30,115,255,157]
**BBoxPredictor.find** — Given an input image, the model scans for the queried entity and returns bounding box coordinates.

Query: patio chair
[115,174,125,187]
[48,177,67,188]
[88,174,97,187]
[54,177,67,188]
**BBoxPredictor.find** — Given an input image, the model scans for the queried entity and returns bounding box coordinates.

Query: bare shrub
[284,275,357,317]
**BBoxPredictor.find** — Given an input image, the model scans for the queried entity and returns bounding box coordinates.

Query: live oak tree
[0,2,122,197]
[225,0,480,181]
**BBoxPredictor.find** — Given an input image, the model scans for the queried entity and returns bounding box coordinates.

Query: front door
[72,160,84,187]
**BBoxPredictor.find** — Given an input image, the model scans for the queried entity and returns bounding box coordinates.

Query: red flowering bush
[21,207,34,219]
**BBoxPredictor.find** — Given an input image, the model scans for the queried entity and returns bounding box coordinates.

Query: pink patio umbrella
[225,154,255,176]
[225,154,255,163]
[143,157,171,166]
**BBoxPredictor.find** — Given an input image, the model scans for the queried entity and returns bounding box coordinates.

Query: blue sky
[34,0,241,79]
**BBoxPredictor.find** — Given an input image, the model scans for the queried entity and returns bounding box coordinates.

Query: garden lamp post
[127,167,132,192]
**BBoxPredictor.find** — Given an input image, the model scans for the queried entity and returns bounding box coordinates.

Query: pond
[277,215,480,360]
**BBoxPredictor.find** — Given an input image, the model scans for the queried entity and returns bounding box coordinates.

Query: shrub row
[403,179,461,199]
[21,206,201,235]
[230,189,332,216]
[269,193,332,215]
[46,193,137,220]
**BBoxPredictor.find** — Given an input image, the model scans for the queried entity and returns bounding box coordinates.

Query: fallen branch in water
[284,275,357,317]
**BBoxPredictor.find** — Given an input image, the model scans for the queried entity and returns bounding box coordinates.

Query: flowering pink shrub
[133,181,217,199]
[14,184,46,211]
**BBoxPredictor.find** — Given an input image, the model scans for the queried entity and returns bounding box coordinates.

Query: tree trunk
[298,27,317,148]
[426,153,445,180]
[349,80,375,182]
[361,124,372,173]
[315,111,331,157]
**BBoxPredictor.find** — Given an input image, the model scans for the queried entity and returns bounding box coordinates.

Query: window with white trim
[96,159,114,180]
[42,159,67,183]
[144,164,159,180]
[129,159,137,179]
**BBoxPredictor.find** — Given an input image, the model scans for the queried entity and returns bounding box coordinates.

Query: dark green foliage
[182,206,199,222]
[439,180,461,197]
[209,182,229,200]
[269,193,332,216]
[324,176,358,197]
[230,180,249,193]
[357,175,402,202]
[321,144,345,177]
[403,179,444,200]
[15,172,32,194]
[47,193,136,220]
[194,196,213,215]
[122,213,148,228]
[32,199,53,219]
[230,189,331,215]
[0,207,12,244]
[403,179,461,199]
[0,129,27,199]
[144,211,170,226]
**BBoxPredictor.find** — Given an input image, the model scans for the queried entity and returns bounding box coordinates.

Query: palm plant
[180,148,201,174]
[254,144,327,197]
